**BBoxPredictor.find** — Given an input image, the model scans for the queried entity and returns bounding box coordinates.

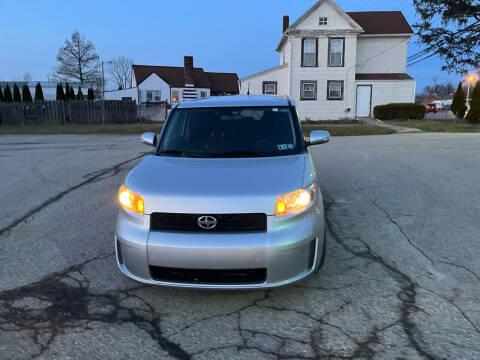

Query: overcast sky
[0,0,462,91]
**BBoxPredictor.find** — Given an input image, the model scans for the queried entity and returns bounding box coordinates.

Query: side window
[146,90,161,102]
[300,81,317,101]
[302,38,318,67]
[327,80,344,100]
[328,38,344,67]
[262,82,277,95]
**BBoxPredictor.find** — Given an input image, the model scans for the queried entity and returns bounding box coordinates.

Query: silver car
[115,95,330,289]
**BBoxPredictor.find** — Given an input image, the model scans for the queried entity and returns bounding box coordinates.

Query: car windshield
[157,106,302,158]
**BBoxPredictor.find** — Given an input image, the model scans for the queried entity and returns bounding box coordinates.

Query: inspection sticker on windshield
[278,144,294,150]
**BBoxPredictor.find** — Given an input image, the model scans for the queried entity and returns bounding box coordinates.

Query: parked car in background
[115,95,330,289]
[426,103,438,113]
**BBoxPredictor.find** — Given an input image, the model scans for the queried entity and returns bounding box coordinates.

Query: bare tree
[22,72,32,82]
[107,56,133,90]
[55,31,99,83]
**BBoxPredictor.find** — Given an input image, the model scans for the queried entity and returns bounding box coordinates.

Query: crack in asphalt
[439,260,480,282]
[323,194,440,360]
[356,188,435,263]
[419,287,480,334]
[0,152,148,238]
[0,253,190,360]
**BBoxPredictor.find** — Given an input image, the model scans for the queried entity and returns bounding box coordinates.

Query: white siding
[171,87,211,103]
[355,79,416,116]
[295,1,356,30]
[239,66,290,96]
[289,35,357,120]
[356,36,409,74]
[137,73,170,104]
[280,40,291,65]
[131,72,137,87]
[104,88,139,102]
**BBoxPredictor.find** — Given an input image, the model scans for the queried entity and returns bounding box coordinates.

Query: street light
[466,74,476,109]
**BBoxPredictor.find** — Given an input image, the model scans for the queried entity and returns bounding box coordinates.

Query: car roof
[176,95,292,109]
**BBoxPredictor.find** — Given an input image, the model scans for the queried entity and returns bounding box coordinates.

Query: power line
[407,52,438,67]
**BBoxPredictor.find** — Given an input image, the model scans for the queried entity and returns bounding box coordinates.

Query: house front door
[356,85,372,118]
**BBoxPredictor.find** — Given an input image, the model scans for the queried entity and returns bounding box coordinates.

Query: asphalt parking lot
[1,133,480,360]
[425,110,457,121]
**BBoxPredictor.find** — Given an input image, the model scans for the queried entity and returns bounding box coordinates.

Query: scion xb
[116,95,330,289]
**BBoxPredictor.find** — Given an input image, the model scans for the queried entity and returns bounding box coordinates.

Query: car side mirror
[307,130,330,146]
[140,132,157,147]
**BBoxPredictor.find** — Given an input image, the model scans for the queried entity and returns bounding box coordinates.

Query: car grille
[150,266,267,285]
[150,213,267,232]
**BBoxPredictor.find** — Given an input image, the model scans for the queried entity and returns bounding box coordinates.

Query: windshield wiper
[157,150,211,158]
[212,150,270,158]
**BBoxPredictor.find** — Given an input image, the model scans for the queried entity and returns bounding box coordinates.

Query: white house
[105,56,239,105]
[239,0,416,120]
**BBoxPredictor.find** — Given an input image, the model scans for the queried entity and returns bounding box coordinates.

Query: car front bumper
[115,204,325,289]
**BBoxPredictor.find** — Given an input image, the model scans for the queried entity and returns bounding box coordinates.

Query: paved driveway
[426,110,458,121]
[1,133,479,359]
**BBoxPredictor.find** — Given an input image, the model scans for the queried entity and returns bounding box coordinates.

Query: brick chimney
[184,56,194,86]
[283,15,289,34]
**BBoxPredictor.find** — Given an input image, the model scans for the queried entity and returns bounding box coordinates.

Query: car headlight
[118,185,144,215]
[275,184,316,216]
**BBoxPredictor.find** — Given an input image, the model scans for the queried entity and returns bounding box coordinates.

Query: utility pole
[102,61,105,100]
[101,60,112,124]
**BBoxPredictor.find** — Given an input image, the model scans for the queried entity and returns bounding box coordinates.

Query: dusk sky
[0,0,463,91]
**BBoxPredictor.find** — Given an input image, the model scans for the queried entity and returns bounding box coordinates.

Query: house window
[328,38,344,67]
[200,91,207,98]
[172,90,179,102]
[319,17,328,25]
[146,90,161,102]
[262,81,277,95]
[302,38,317,67]
[327,80,344,100]
[300,81,317,100]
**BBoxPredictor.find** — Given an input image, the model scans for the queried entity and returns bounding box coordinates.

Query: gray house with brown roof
[240,0,416,120]
[105,56,239,105]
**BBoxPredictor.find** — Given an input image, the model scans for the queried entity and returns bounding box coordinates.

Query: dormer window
[319,17,328,26]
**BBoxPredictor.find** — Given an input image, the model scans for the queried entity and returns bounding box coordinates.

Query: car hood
[125,154,307,215]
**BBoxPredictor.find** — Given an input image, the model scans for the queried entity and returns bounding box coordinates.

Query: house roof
[133,65,211,88]
[132,65,239,93]
[356,73,414,81]
[205,72,239,93]
[277,4,413,51]
[346,11,413,35]
[289,0,362,32]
